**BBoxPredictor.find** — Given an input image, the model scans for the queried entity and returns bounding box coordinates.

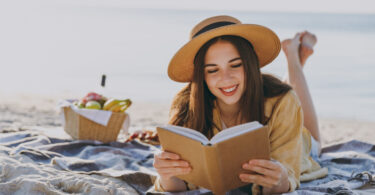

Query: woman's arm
[155,176,188,192]
[239,90,304,194]
[239,159,290,194]
[264,90,303,192]
[153,151,191,192]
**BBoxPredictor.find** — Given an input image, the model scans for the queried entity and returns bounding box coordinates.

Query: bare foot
[281,32,301,63]
[281,38,292,57]
[299,31,317,66]
[281,34,301,84]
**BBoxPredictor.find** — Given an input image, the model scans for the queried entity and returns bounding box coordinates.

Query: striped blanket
[0,129,374,194]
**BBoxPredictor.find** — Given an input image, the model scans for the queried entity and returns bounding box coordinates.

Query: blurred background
[0,0,374,121]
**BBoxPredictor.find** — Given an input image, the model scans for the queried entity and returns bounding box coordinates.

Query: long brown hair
[169,35,291,139]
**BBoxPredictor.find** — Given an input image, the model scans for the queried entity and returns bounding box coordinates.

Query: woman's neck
[217,100,241,128]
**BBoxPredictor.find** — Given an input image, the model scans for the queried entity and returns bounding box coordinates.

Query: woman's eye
[207,69,218,73]
[231,63,242,68]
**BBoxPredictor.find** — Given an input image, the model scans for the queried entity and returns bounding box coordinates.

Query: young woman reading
[152,15,327,194]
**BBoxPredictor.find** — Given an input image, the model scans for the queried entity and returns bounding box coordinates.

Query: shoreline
[1,95,374,147]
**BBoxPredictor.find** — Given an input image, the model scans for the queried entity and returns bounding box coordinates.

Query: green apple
[73,101,84,109]
[77,100,85,108]
[85,101,101,110]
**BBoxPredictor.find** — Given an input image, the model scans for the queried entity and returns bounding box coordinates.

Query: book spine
[203,144,225,194]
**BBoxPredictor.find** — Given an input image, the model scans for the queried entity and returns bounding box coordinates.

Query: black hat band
[193,21,236,38]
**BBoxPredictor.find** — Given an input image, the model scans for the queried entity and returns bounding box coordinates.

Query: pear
[85,101,101,110]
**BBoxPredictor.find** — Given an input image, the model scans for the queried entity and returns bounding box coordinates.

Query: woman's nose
[220,68,233,80]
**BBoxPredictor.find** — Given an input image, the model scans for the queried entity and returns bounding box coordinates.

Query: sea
[0,1,374,121]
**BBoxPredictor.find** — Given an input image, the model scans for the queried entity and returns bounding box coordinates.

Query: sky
[0,0,374,121]
[1,0,374,15]
[51,0,375,14]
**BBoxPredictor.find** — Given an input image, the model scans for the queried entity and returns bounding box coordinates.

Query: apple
[77,100,85,108]
[82,92,103,104]
[85,101,101,110]
[73,100,85,109]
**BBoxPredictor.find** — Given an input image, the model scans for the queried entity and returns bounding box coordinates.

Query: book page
[161,125,210,145]
[210,121,263,144]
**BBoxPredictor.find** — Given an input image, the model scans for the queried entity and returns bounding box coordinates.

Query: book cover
[157,122,270,194]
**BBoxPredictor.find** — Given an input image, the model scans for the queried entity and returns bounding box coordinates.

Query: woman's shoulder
[264,89,301,118]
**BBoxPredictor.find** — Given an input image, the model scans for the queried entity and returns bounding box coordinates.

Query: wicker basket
[63,107,127,143]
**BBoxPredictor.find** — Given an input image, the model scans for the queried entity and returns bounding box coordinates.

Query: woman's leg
[281,31,321,145]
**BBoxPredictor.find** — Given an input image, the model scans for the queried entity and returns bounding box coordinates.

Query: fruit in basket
[82,92,107,105]
[103,98,132,112]
[72,100,85,109]
[77,100,86,108]
[103,98,122,110]
[85,101,102,110]
[120,99,132,112]
[109,101,124,112]
[72,92,131,112]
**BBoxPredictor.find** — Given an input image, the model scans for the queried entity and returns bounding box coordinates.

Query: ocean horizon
[0,2,374,122]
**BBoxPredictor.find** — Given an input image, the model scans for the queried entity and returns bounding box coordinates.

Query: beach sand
[1,94,374,147]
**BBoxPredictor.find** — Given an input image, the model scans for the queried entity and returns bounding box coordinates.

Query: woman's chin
[217,97,241,106]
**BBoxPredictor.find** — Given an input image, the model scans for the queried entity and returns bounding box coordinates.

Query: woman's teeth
[222,85,237,92]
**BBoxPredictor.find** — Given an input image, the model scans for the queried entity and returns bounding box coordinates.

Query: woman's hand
[239,159,290,194]
[153,151,192,191]
[153,151,191,179]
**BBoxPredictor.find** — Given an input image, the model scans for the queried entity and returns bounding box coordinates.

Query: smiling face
[204,40,245,107]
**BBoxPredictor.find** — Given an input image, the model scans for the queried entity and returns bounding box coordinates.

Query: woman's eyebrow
[204,64,217,67]
[204,57,241,67]
[228,57,241,63]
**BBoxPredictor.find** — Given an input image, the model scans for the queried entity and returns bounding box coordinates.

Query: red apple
[82,92,103,104]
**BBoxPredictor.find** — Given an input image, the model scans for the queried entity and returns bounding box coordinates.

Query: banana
[109,102,125,112]
[103,98,125,110]
[103,98,132,112]
[103,98,116,110]
[120,99,132,112]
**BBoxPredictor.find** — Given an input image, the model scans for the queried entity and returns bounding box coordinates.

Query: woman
[152,15,327,194]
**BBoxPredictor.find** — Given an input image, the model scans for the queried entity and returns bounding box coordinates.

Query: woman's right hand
[153,151,192,180]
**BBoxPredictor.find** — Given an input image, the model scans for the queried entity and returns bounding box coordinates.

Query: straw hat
[168,15,281,82]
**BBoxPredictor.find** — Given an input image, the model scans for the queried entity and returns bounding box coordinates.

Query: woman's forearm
[158,176,187,192]
[262,178,290,194]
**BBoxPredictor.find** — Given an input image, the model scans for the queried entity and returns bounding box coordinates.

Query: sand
[1,94,374,147]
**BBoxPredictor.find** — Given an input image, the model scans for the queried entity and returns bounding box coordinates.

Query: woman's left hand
[239,159,289,193]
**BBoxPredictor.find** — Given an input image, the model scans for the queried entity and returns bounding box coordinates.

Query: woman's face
[204,40,245,106]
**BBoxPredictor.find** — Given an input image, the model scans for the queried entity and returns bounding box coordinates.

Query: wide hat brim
[168,24,281,82]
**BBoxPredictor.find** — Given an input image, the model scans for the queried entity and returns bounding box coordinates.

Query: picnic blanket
[0,128,374,195]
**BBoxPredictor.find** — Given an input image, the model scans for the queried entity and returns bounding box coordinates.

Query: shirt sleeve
[258,90,303,192]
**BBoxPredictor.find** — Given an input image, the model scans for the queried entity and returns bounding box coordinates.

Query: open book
[157,121,270,194]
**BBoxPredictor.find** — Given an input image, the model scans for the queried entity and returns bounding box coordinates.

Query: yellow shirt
[154,90,327,194]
